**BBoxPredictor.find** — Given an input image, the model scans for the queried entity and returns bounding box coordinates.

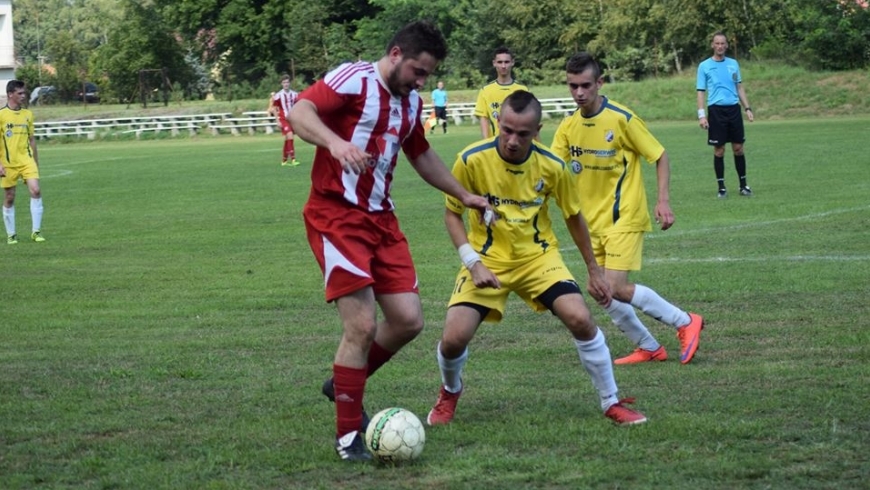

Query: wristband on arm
[697,109,706,119]
[458,244,481,270]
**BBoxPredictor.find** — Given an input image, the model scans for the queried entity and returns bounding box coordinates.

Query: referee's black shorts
[434,106,448,121]
[707,104,745,146]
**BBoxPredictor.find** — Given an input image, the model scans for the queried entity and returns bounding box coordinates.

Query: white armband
[458,244,481,270]
[697,109,706,119]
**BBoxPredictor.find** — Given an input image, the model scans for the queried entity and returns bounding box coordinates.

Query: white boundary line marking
[40,169,74,179]
[646,205,870,239]
[45,157,126,168]
[559,205,870,264]
[646,255,870,264]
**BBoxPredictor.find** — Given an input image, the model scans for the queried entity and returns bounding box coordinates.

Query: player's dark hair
[387,20,447,61]
[280,74,291,82]
[6,79,25,94]
[502,90,541,122]
[493,46,514,59]
[566,52,601,80]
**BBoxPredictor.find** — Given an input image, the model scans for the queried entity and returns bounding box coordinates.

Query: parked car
[76,82,100,103]
[29,86,57,105]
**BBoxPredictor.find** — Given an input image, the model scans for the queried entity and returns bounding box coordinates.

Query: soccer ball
[364,407,426,463]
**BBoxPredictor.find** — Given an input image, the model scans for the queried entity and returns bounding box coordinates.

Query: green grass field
[1,117,868,489]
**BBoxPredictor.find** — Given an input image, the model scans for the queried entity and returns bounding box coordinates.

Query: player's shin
[606,300,658,350]
[574,328,619,411]
[436,342,467,393]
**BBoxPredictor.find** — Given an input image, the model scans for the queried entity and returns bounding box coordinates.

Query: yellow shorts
[1,162,39,188]
[591,231,644,271]
[448,249,576,323]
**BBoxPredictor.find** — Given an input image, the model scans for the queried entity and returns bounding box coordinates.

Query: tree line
[11,0,870,104]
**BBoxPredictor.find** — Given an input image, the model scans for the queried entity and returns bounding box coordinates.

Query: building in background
[0,0,14,105]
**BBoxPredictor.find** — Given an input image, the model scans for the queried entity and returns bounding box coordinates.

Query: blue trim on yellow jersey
[464,139,565,170]
[461,140,497,164]
[482,79,525,88]
[612,157,629,224]
[602,97,632,122]
[531,144,566,169]
[532,214,549,252]
[480,226,495,256]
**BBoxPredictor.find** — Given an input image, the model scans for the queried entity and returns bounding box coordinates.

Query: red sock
[288,139,295,160]
[283,140,291,161]
[333,364,367,437]
[366,341,395,377]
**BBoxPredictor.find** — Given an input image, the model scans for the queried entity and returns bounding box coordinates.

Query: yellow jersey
[551,97,664,235]
[473,80,529,136]
[446,137,582,269]
[0,106,37,168]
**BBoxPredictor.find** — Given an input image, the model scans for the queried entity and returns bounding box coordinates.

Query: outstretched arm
[411,148,491,215]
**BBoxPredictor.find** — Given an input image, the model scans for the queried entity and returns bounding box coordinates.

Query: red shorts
[303,197,419,302]
[279,117,293,136]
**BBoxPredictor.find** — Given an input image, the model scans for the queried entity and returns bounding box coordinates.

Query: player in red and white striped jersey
[269,74,300,166]
[291,20,492,462]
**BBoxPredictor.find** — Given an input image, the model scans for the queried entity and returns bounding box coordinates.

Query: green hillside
[29,62,870,124]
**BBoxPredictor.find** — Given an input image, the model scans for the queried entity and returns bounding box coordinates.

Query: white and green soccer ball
[364,407,426,463]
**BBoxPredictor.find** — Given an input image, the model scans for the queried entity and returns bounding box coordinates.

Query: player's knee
[440,330,471,357]
[610,284,634,304]
[344,320,378,346]
[563,310,597,340]
[405,316,424,339]
[391,311,424,342]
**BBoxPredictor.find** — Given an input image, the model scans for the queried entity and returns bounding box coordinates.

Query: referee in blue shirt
[697,32,755,198]
[431,81,448,134]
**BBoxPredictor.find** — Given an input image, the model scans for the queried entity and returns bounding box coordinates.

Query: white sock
[437,342,467,393]
[574,329,619,411]
[2,205,14,236]
[30,197,43,232]
[631,284,691,328]
[605,300,660,351]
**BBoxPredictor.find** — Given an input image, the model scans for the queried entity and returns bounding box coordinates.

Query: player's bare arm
[30,137,38,168]
[445,209,500,289]
[654,152,675,231]
[479,118,491,139]
[289,99,371,174]
[411,149,492,215]
[738,84,754,122]
[565,214,612,307]
[697,90,709,130]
